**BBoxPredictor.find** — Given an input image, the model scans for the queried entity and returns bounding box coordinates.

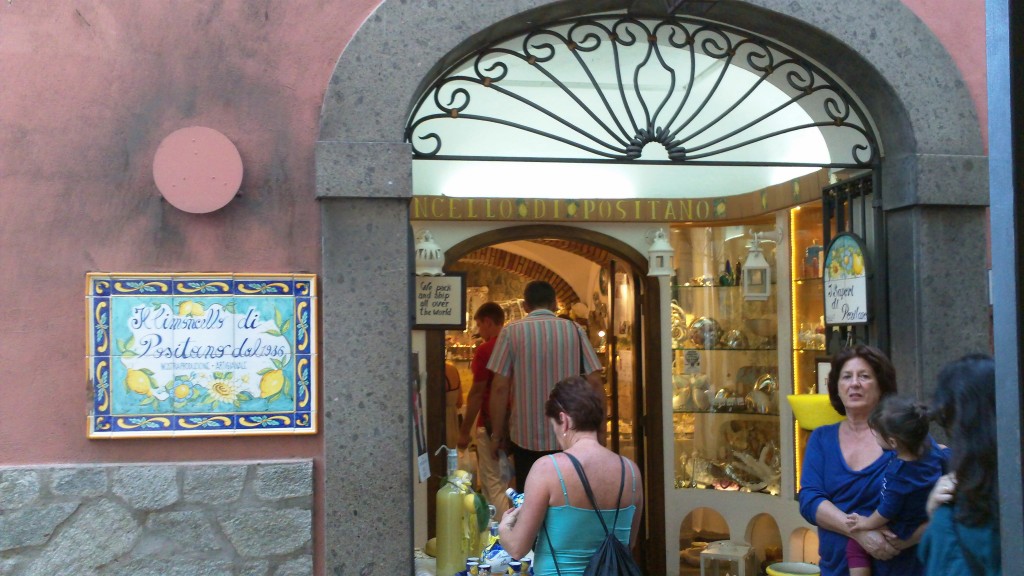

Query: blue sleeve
[798,425,832,524]
[876,468,905,520]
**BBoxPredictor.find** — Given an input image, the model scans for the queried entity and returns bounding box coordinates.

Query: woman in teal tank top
[497,376,644,575]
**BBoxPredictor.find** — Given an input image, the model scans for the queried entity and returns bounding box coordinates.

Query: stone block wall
[0,460,313,576]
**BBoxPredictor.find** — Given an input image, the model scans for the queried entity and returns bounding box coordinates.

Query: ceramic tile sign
[86,273,317,438]
[822,233,870,325]
[413,273,466,330]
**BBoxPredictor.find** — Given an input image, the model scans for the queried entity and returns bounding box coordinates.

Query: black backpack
[544,452,643,576]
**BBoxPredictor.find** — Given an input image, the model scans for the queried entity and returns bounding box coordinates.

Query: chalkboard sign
[414,274,466,329]
[823,232,870,325]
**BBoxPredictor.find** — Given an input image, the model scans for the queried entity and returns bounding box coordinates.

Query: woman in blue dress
[798,345,928,576]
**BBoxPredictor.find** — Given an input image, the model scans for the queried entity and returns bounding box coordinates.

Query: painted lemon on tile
[173,383,191,399]
[177,301,205,317]
[852,253,864,276]
[260,369,285,398]
[125,369,154,395]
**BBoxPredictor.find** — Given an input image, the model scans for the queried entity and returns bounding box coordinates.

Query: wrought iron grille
[406,14,879,168]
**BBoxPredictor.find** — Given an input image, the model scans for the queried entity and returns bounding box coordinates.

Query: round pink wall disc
[153,126,243,213]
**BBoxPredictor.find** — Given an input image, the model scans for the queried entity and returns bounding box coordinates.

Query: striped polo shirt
[486,309,602,451]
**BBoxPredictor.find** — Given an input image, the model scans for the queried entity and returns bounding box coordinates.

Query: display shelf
[668,223,782,499]
[672,346,778,352]
[673,409,779,417]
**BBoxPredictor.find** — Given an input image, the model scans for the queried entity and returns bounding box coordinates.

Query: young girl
[844,394,949,576]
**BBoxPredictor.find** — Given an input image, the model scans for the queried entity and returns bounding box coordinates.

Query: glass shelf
[673,346,778,352]
[793,276,823,284]
[673,409,779,417]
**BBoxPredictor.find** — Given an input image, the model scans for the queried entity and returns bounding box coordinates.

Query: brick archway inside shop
[315,1,988,573]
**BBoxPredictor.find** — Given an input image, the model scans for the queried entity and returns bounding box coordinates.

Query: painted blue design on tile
[173,278,233,295]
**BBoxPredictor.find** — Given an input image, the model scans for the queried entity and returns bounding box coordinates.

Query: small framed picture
[816,359,832,394]
[413,273,466,330]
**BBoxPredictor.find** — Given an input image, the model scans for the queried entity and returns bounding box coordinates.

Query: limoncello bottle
[436,446,466,576]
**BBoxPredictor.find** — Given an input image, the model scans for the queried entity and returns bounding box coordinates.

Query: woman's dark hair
[544,376,604,432]
[867,395,931,457]
[827,344,898,416]
[931,354,998,527]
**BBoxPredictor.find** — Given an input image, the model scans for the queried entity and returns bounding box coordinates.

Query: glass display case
[789,201,827,491]
[668,223,782,496]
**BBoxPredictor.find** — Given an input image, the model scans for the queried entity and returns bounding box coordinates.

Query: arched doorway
[316,2,987,574]
[406,10,883,572]
[420,225,663,567]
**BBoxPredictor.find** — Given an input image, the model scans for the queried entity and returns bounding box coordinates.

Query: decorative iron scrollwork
[406,14,878,168]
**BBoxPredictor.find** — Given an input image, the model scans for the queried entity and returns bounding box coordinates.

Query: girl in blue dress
[845,395,949,576]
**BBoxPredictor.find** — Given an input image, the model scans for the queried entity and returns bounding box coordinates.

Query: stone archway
[315,2,987,573]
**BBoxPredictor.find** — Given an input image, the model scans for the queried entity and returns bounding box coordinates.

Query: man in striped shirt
[487,280,604,488]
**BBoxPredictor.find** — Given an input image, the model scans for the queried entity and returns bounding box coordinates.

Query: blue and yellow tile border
[86,273,318,439]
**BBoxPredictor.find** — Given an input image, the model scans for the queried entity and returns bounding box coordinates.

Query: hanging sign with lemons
[822,233,869,326]
[86,273,317,438]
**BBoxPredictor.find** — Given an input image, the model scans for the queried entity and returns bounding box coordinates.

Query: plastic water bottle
[505,487,525,508]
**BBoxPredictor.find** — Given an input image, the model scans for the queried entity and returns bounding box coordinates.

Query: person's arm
[627,459,644,550]
[798,427,899,561]
[887,520,927,551]
[488,372,511,456]
[457,375,487,450]
[497,456,553,558]
[926,473,957,518]
[847,510,889,532]
[444,363,462,409]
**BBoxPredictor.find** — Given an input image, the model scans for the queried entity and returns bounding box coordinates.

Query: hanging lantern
[647,228,675,277]
[414,230,445,276]
[743,243,771,300]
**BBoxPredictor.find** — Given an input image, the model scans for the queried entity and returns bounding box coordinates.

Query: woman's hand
[499,505,521,529]
[851,528,900,561]
[927,473,957,517]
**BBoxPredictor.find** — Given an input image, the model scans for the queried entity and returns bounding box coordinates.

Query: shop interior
[411,175,866,574]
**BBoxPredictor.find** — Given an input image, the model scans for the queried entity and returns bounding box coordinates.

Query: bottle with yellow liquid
[436,446,467,576]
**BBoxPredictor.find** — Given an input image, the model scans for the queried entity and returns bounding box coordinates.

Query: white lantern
[743,228,781,301]
[647,228,675,277]
[414,230,445,276]
[743,243,771,301]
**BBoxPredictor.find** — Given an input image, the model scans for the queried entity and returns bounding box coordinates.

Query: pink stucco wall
[0,1,377,464]
[902,0,989,145]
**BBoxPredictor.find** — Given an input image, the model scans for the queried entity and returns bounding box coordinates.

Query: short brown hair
[827,344,897,415]
[473,302,505,326]
[544,376,604,432]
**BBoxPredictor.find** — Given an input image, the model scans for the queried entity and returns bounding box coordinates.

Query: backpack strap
[564,452,626,536]
[542,522,563,576]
